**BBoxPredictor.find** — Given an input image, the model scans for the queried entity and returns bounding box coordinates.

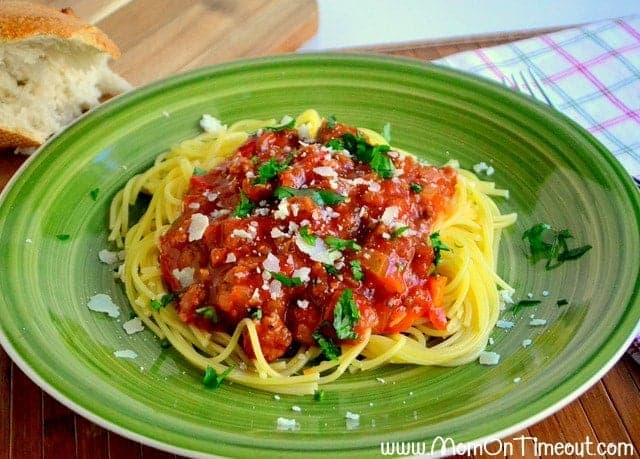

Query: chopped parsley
[265,117,295,132]
[160,338,172,349]
[325,236,361,252]
[193,166,207,176]
[249,307,263,320]
[89,188,100,201]
[333,288,360,340]
[150,293,176,311]
[381,122,392,143]
[330,133,396,179]
[522,223,592,270]
[350,260,364,281]
[274,186,346,207]
[324,264,340,276]
[429,232,451,266]
[202,365,233,389]
[314,389,326,401]
[299,226,317,245]
[234,191,254,218]
[56,234,70,241]
[254,155,293,184]
[557,299,569,307]
[312,331,341,361]
[269,271,303,287]
[409,183,423,194]
[510,299,541,314]
[391,226,410,239]
[196,306,218,323]
[327,114,338,129]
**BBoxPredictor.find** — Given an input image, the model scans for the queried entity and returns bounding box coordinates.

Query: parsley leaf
[254,155,293,184]
[249,307,263,320]
[327,115,338,129]
[381,122,392,143]
[299,226,317,245]
[325,138,344,151]
[193,166,207,176]
[89,188,100,201]
[350,260,364,281]
[324,264,340,276]
[234,191,254,218]
[265,116,295,132]
[511,299,541,314]
[269,271,303,287]
[522,223,591,270]
[314,389,326,401]
[325,236,361,252]
[557,299,569,307]
[150,293,176,311]
[202,365,233,389]
[409,183,422,193]
[196,306,218,323]
[338,133,396,179]
[274,186,346,207]
[312,331,341,361]
[333,288,360,340]
[430,232,451,266]
[391,226,410,239]
[56,234,70,241]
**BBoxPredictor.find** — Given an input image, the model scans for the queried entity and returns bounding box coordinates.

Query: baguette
[0,1,131,152]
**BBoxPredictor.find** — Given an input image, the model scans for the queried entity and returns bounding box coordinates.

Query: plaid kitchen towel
[435,17,640,364]
[435,15,640,181]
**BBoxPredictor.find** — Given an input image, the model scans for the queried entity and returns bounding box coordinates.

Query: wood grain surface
[0,4,639,457]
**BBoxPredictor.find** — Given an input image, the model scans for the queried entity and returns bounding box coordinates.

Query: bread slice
[0,2,131,151]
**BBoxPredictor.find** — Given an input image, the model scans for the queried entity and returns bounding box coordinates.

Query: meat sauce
[159,121,457,362]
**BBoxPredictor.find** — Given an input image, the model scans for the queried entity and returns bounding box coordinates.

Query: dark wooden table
[1,7,639,457]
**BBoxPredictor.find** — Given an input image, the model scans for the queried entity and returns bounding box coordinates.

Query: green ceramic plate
[1,54,639,458]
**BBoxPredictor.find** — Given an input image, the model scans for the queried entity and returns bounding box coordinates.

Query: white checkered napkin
[435,18,640,363]
[435,16,640,180]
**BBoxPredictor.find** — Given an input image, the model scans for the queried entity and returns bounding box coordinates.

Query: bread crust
[0,127,41,149]
[0,1,120,58]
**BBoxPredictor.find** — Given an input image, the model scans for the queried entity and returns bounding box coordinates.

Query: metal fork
[501,68,555,108]
[502,69,640,190]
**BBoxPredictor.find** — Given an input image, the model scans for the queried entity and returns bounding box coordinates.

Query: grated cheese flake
[479,351,500,365]
[172,267,195,288]
[87,293,120,318]
[123,317,145,335]
[114,350,137,359]
[188,213,209,242]
[276,417,299,431]
[98,249,118,264]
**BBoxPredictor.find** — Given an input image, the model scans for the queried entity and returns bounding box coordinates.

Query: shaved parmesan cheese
[211,209,230,219]
[87,293,120,318]
[479,351,500,365]
[225,253,237,263]
[297,300,309,309]
[269,280,283,299]
[188,213,209,242]
[522,339,532,348]
[276,417,299,431]
[297,123,312,141]
[271,227,289,239]
[98,249,118,264]
[529,318,547,326]
[294,233,342,266]
[263,252,281,272]
[200,114,225,135]
[496,320,514,329]
[274,199,290,220]
[188,202,200,210]
[231,228,255,240]
[172,267,195,288]
[204,191,219,201]
[114,350,137,359]
[313,166,337,178]
[380,206,399,226]
[292,267,311,283]
[123,317,144,335]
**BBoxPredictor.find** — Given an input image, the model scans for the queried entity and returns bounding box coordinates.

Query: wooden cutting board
[41,0,319,86]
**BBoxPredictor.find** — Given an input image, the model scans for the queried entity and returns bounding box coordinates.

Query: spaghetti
[108,110,516,394]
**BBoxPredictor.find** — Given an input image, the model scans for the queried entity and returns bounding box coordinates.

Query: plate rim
[1,52,639,457]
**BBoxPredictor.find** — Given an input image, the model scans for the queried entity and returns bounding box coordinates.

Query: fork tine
[527,68,555,108]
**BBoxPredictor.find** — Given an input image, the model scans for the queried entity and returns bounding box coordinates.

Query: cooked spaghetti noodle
[108,110,516,394]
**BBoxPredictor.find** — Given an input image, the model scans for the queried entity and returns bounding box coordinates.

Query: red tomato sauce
[159,121,457,362]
